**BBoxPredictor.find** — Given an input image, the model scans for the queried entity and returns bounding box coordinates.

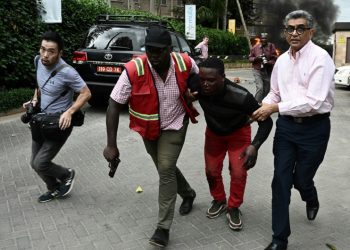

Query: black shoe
[38,189,61,203]
[226,207,242,231]
[306,199,319,220]
[206,200,226,219]
[149,228,169,248]
[59,169,76,197]
[179,190,196,215]
[264,242,287,250]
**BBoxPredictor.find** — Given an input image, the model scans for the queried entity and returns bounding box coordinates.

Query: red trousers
[205,125,251,208]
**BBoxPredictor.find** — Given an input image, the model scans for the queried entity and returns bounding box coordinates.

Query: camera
[108,157,121,178]
[260,54,268,68]
[21,103,36,124]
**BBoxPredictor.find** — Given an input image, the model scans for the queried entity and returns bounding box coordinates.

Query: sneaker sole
[61,170,76,197]
[226,213,243,231]
[38,191,60,203]
[206,206,227,219]
[38,197,54,203]
[149,240,166,248]
[229,223,243,231]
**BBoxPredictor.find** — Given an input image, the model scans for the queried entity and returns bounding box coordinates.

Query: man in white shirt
[252,10,335,250]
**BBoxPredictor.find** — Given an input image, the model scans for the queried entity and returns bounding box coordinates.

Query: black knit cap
[145,26,171,48]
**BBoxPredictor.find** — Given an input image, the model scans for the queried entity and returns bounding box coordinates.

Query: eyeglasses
[284,25,311,35]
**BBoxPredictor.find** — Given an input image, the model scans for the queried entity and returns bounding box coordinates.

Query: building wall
[333,31,350,67]
[110,0,183,17]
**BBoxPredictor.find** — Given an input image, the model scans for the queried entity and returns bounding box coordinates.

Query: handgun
[108,157,121,178]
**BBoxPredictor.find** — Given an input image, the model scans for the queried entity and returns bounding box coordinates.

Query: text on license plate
[97,66,122,73]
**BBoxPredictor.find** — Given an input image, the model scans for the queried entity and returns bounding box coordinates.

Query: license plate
[96,66,122,73]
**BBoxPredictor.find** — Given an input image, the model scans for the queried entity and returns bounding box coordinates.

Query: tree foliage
[1,0,249,90]
[179,0,255,29]
[0,0,41,89]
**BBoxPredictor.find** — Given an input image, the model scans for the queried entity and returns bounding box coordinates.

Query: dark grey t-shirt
[36,56,86,113]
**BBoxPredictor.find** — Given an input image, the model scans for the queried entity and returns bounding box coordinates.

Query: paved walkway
[0,72,349,250]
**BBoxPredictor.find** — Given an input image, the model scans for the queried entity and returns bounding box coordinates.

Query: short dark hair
[199,58,225,75]
[41,30,64,51]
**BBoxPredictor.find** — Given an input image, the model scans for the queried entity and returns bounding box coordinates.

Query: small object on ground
[136,186,143,193]
[325,243,337,250]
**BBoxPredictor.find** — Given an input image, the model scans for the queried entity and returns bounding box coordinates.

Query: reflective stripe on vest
[133,53,186,76]
[172,52,187,72]
[129,106,159,121]
[132,57,145,76]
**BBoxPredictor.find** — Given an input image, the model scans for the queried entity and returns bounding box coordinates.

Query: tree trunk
[235,0,252,50]
[222,0,228,31]
[155,0,161,16]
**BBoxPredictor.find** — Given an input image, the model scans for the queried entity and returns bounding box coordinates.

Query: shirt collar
[287,40,313,58]
[147,56,174,71]
[147,56,174,82]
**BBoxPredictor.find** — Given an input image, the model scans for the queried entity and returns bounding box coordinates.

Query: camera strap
[39,64,70,112]
[40,64,70,93]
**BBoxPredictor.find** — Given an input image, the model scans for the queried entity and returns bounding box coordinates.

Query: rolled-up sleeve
[110,70,131,104]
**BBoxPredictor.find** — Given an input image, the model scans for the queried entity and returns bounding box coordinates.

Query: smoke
[259,0,339,51]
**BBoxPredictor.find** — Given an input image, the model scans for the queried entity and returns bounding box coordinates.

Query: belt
[280,113,330,124]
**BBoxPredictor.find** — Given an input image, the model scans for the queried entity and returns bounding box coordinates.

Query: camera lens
[21,113,31,124]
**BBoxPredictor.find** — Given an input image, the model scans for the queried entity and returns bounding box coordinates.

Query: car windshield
[84,26,145,51]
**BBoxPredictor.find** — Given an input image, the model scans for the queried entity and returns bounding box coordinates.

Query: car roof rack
[96,14,175,30]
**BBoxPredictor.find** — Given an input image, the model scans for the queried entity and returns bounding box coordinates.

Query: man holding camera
[249,33,278,103]
[22,31,91,203]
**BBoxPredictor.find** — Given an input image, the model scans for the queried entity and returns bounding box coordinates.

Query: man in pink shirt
[195,36,209,62]
[252,10,335,250]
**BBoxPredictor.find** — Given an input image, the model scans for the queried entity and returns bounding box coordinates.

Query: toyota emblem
[104,53,113,60]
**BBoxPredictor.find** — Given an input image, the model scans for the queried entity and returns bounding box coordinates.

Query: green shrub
[169,21,249,55]
[0,0,41,89]
[0,88,34,113]
[38,0,114,60]
[1,0,249,91]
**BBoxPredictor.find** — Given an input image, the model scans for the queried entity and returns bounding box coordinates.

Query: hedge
[1,0,249,90]
[0,88,34,113]
[0,0,249,113]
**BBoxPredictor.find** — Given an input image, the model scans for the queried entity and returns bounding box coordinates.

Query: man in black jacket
[188,58,273,230]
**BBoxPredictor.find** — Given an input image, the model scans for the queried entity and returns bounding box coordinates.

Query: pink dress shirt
[195,42,208,59]
[111,56,199,130]
[263,41,335,117]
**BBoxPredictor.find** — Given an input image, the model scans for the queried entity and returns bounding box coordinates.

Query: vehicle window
[171,34,180,52]
[178,36,192,55]
[84,26,145,51]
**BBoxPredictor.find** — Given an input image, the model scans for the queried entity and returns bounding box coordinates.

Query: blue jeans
[271,115,330,245]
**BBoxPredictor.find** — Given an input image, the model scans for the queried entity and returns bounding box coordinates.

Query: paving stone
[0,71,350,249]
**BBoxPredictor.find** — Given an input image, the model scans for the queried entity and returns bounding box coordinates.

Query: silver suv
[72,15,199,107]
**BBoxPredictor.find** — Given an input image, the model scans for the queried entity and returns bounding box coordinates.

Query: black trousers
[271,115,330,245]
[30,123,73,191]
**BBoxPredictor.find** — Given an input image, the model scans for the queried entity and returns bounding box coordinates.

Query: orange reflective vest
[125,52,198,140]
